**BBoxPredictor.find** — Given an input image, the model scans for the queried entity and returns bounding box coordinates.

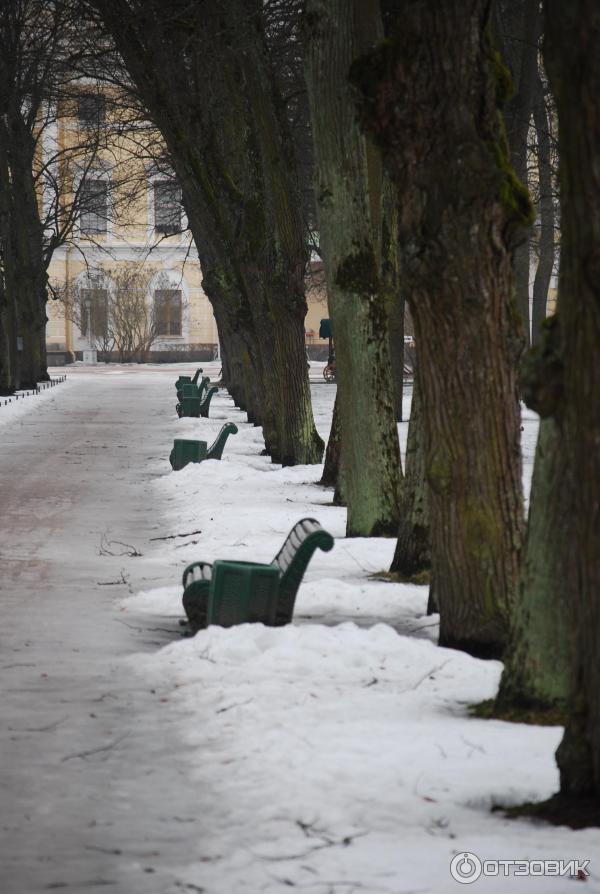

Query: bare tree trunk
[531,76,555,345]
[390,371,430,578]
[94,0,323,466]
[0,132,18,393]
[0,106,48,389]
[382,181,404,422]
[386,297,404,422]
[496,0,541,345]
[542,0,600,810]
[497,417,569,710]
[303,0,402,537]
[354,0,532,657]
[321,391,340,486]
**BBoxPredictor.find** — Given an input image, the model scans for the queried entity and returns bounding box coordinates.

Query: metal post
[83,295,97,364]
[85,295,92,350]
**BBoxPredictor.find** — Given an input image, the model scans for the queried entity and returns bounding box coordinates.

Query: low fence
[0,375,67,407]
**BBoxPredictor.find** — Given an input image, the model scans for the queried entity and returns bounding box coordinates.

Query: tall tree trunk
[382,179,404,422]
[303,0,402,537]
[496,0,541,344]
[0,278,18,394]
[386,295,404,422]
[531,76,555,345]
[17,284,48,388]
[543,0,600,806]
[6,118,49,387]
[0,132,18,393]
[320,391,345,507]
[497,417,569,709]
[390,370,430,577]
[94,0,323,466]
[354,0,532,657]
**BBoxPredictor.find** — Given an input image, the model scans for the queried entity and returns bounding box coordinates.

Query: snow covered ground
[1,364,597,893]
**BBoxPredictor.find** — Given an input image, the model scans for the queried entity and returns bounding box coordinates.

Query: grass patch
[495,794,600,830]
[470,698,565,726]
[370,569,431,585]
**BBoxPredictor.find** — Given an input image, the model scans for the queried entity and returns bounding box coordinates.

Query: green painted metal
[208,560,280,627]
[169,438,208,471]
[176,377,211,402]
[207,422,238,459]
[199,385,218,418]
[169,423,238,470]
[176,384,218,418]
[181,517,334,632]
[272,519,335,624]
[175,368,203,390]
[176,396,201,417]
[181,563,212,632]
[319,318,332,339]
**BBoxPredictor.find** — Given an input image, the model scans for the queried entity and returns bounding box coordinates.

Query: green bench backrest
[207,422,238,460]
[271,518,334,623]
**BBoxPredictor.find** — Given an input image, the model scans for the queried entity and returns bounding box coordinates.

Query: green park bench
[176,376,210,402]
[181,517,334,632]
[175,368,203,390]
[176,385,218,418]
[169,422,238,470]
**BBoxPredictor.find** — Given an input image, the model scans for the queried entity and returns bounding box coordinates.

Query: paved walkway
[0,368,204,894]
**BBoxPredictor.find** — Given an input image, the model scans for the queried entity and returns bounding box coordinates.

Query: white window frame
[147,172,187,245]
[73,270,114,349]
[148,269,189,345]
[74,164,114,242]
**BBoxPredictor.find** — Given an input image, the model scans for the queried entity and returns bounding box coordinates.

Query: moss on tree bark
[95,0,323,465]
[353,0,532,657]
[304,0,402,537]
[542,0,600,805]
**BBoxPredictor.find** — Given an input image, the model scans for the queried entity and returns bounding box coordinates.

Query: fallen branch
[62,733,129,763]
[97,571,130,587]
[9,715,68,733]
[99,533,142,557]
[398,660,450,694]
[216,698,254,715]
[150,529,203,541]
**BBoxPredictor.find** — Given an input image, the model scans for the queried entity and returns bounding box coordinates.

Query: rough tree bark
[390,371,430,579]
[320,392,341,486]
[540,0,600,813]
[496,0,541,344]
[94,0,323,465]
[8,117,49,388]
[303,0,401,537]
[531,75,555,345]
[353,0,532,657]
[381,180,404,422]
[0,124,19,394]
[496,415,569,710]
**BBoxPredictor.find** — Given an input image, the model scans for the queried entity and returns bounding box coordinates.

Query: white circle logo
[450,852,483,884]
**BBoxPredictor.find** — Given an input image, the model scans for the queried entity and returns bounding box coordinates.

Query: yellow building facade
[46,90,329,363]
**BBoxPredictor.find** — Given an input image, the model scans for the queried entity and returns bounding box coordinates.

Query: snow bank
[117,379,597,893]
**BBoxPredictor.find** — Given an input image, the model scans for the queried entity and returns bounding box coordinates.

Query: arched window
[154,289,182,336]
[149,269,188,341]
[80,286,108,339]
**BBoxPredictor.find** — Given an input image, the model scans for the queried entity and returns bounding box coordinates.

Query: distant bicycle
[323,356,336,382]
